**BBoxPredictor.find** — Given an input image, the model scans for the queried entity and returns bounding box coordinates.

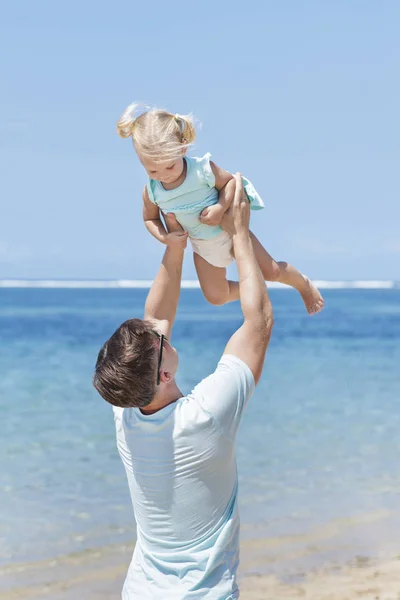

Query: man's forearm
[144,246,184,337]
[233,232,272,323]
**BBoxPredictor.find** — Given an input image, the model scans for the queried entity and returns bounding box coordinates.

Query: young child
[117,104,324,314]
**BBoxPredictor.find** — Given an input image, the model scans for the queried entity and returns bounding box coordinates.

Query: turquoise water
[1,289,400,568]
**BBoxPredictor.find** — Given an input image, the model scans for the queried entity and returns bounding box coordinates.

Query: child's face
[139,154,185,185]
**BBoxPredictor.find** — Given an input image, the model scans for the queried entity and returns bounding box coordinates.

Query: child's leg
[250,231,324,314]
[194,252,239,306]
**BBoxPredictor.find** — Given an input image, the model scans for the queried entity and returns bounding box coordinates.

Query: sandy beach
[243,558,400,600]
[2,539,400,600]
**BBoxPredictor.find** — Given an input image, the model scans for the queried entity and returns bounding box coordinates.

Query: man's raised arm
[222,174,274,383]
[144,214,187,339]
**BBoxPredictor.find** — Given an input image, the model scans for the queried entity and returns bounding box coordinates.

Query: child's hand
[200,204,225,226]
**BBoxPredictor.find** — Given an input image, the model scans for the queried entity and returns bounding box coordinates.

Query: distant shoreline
[0,280,398,289]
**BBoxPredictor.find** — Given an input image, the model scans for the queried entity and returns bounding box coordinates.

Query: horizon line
[0,279,398,290]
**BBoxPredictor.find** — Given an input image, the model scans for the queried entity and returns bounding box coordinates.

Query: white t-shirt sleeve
[191,354,255,439]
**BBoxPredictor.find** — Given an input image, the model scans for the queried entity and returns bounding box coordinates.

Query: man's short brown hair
[93,319,157,408]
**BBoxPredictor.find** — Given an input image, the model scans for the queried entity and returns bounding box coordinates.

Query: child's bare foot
[300,277,324,315]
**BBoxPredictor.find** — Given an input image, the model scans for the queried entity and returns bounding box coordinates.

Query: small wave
[0,279,201,289]
[0,280,397,289]
[312,280,396,289]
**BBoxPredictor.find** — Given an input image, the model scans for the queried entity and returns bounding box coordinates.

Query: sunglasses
[153,331,166,386]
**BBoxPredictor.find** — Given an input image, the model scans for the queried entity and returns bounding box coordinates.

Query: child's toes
[301,278,324,315]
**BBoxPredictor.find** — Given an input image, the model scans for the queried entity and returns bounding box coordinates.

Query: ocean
[1,286,400,581]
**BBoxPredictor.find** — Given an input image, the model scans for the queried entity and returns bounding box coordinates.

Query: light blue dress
[113,354,255,599]
[146,153,264,240]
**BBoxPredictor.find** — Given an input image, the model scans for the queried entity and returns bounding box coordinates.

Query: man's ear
[159,370,173,384]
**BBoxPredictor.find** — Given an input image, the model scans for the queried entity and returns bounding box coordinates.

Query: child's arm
[200,162,236,226]
[143,186,168,243]
[143,187,187,247]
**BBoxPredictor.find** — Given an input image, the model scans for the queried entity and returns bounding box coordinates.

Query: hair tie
[174,113,180,121]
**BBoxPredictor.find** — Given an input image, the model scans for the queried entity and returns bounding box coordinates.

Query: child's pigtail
[117,103,141,139]
[175,113,196,144]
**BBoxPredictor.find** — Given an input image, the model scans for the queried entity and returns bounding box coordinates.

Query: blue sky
[1,1,399,280]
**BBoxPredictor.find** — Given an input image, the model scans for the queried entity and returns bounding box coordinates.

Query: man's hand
[165,231,188,248]
[164,213,188,249]
[222,173,273,383]
[199,204,225,226]
[221,174,250,237]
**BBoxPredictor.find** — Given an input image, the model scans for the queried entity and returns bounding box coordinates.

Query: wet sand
[242,557,400,600]
[2,542,400,600]
[2,509,400,600]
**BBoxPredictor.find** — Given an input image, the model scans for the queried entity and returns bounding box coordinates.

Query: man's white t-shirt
[113,354,255,599]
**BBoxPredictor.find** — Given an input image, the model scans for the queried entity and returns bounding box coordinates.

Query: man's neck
[140,381,183,415]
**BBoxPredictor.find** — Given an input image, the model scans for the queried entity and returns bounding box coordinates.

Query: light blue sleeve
[195,153,216,188]
[191,354,255,440]
[146,180,158,205]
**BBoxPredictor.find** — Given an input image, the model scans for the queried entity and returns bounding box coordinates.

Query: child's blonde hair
[117,103,196,162]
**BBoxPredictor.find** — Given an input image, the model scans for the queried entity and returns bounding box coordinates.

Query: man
[93,174,274,599]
